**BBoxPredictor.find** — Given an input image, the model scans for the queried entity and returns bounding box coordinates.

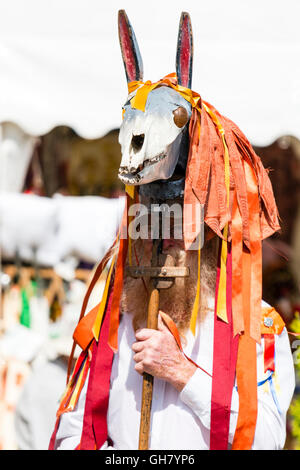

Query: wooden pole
[138,237,161,450]
[133,215,189,449]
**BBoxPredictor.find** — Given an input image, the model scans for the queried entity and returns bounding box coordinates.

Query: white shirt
[54,301,295,450]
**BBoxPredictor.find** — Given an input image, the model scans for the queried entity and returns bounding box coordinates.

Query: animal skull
[118,10,193,187]
[118,86,191,185]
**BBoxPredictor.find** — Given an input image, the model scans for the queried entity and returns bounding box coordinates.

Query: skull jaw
[118,132,183,186]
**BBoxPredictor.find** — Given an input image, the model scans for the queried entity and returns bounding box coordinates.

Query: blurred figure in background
[14,355,69,450]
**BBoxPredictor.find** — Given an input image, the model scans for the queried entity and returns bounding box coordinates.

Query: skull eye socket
[173,106,189,128]
[131,133,145,152]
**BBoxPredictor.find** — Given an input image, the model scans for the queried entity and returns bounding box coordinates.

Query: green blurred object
[288,312,300,449]
[20,288,31,328]
[19,280,37,329]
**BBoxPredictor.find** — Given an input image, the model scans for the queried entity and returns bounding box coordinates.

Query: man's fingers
[133,351,144,363]
[134,362,144,375]
[132,341,144,353]
[135,328,156,341]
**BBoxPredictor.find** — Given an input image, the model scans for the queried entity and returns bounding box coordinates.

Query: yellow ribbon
[125,184,135,200]
[68,359,87,410]
[127,73,202,113]
[189,118,202,335]
[190,233,201,335]
[125,185,135,266]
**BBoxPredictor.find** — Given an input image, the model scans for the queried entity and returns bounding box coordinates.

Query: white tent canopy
[0,0,299,146]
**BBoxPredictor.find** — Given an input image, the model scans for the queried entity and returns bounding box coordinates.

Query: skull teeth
[119,152,166,178]
[119,173,141,184]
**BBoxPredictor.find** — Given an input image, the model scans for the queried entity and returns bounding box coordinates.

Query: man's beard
[120,235,218,333]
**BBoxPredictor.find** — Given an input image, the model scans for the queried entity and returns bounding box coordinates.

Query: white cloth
[0,193,125,267]
[48,194,124,266]
[0,193,58,263]
[54,300,295,450]
[0,1,299,145]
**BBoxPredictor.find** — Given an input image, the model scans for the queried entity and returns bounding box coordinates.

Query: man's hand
[132,314,196,392]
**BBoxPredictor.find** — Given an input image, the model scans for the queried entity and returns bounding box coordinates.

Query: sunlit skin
[132,313,197,392]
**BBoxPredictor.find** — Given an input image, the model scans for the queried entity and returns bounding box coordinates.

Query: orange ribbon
[232,250,258,450]
[232,158,263,449]
[73,302,101,351]
[243,158,262,344]
[67,238,118,382]
[108,194,134,352]
[231,192,244,336]
[92,255,116,341]
[160,311,212,378]
[107,235,127,352]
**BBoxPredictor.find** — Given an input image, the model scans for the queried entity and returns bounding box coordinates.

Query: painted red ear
[118,10,143,84]
[176,12,193,89]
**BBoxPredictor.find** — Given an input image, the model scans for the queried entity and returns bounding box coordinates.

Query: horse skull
[118,86,191,185]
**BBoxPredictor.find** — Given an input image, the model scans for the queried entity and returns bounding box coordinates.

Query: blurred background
[0,0,299,450]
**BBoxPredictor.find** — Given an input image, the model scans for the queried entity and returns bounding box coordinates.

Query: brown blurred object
[67,128,123,197]
[22,139,46,196]
[254,136,300,324]
[38,127,123,198]
[254,136,300,245]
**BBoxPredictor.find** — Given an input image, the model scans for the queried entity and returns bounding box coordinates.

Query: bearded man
[49,11,295,451]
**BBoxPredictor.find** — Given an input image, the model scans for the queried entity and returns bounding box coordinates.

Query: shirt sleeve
[179,367,213,430]
[180,327,295,449]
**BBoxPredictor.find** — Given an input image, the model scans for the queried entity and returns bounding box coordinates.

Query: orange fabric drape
[232,159,262,449]
[243,159,263,343]
[232,251,258,449]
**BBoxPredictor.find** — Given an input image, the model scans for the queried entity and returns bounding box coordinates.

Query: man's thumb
[157,311,169,333]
